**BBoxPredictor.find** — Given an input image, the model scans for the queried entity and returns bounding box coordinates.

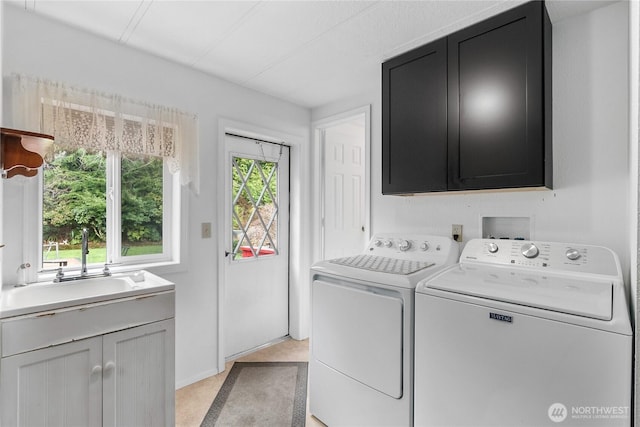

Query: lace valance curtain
[12,74,200,193]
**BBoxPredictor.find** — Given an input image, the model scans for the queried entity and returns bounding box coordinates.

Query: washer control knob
[521,243,539,259]
[420,242,429,251]
[488,242,499,253]
[566,248,581,261]
[384,240,393,248]
[374,239,383,247]
[398,240,411,252]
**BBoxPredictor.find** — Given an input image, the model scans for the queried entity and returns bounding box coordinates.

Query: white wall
[313,2,631,286]
[2,5,311,388]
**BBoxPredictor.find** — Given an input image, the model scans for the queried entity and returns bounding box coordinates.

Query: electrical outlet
[201,222,212,239]
[452,224,463,242]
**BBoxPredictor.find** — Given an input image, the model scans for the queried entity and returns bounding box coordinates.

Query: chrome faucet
[81,228,89,277]
[51,229,111,283]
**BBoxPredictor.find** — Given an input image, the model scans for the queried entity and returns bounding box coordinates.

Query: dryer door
[312,279,403,398]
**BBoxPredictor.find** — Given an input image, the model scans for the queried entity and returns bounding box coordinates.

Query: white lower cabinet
[1,336,103,426]
[103,319,175,427]
[0,290,175,427]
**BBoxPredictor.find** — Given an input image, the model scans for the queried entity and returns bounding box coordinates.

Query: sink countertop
[0,271,175,319]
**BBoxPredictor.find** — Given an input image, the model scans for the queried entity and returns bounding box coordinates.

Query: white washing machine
[414,239,633,427]
[310,233,459,426]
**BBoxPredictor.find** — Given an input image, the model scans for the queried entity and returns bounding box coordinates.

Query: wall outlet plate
[452,224,463,242]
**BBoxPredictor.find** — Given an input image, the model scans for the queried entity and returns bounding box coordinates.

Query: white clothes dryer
[414,239,632,427]
[310,233,459,426]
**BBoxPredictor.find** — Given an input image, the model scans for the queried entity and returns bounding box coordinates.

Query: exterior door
[322,117,366,259]
[224,134,290,358]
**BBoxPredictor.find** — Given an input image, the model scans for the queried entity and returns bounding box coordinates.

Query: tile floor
[175,338,325,426]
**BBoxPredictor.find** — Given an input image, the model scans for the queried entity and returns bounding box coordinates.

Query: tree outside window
[42,147,163,268]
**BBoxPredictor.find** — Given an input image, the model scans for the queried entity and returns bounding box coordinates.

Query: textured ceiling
[6,0,617,109]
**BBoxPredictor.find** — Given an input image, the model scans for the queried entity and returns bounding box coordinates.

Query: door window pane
[231,157,279,259]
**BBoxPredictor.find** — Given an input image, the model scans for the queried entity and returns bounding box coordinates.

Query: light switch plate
[201,222,212,239]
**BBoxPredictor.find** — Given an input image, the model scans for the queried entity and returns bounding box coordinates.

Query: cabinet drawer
[1,291,174,357]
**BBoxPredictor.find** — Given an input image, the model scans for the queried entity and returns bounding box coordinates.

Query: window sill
[35,259,186,284]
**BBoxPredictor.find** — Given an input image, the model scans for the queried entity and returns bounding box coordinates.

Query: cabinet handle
[104,361,116,371]
[91,365,103,375]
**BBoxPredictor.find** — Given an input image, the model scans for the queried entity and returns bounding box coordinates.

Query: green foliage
[121,154,163,243]
[43,149,107,243]
[43,148,163,245]
[232,157,277,225]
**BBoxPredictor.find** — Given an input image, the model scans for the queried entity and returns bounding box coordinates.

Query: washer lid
[425,265,613,320]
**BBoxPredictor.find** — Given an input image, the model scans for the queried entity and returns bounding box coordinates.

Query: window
[11,75,195,279]
[40,147,174,271]
[120,153,165,258]
[42,147,107,267]
[39,146,178,273]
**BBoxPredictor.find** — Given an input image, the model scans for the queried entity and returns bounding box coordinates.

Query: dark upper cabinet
[382,38,447,194]
[382,1,551,194]
[448,1,551,190]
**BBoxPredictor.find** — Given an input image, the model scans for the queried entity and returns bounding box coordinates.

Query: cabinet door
[0,337,103,427]
[102,319,175,427]
[448,1,551,190]
[382,38,447,194]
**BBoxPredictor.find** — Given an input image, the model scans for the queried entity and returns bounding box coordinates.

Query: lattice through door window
[231,156,279,259]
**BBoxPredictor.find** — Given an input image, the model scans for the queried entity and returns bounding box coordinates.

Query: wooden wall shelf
[1,127,54,179]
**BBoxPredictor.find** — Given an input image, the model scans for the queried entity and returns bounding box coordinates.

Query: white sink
[0,271,174,318]
[5,276,135,307]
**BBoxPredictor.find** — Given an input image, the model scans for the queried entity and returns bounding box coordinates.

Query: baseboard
[175,367,221,390]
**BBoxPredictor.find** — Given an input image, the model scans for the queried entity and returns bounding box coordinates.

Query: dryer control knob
[374,239,383,247]
[399,240,411,251]
[420,242,429,251]
[521,243,539,259]
[384,240,393,248]
[488,242,499,253]
[566,248,581,261]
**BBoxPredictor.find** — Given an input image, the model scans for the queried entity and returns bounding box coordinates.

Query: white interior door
[322,117,366,259]
[224,134,290,358]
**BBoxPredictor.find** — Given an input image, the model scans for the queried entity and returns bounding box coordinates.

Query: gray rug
[200,362,308,427]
